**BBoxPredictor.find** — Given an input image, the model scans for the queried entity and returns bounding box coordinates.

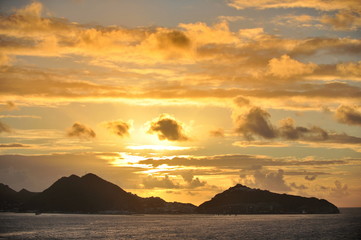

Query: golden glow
[126,145,192,151]
[1,1,360,208]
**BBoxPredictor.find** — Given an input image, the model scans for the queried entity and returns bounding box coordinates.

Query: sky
[0,0,360,207]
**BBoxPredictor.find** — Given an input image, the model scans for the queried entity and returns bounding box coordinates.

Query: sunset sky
[0,0,360,207]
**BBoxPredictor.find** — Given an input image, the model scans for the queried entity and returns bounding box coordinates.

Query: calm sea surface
[0,208,360,240]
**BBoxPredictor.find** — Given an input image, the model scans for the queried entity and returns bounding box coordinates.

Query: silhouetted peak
[68,174,80,180]
[0,183,10,188]
[229,184,253,191]
[0,183,16,193]
[18,188,31,194]
[81,173,101,180]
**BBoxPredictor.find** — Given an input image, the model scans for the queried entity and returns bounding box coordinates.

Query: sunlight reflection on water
[0,209,360,240]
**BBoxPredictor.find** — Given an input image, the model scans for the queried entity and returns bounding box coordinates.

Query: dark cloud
[104,120,130,137]
[335,105,361,126]
[142,175,179,189]
[157,30,191,49]
[235,107,361,145]
[0,120,11,133]
[209,128,224,137]
[138,154,345,170]
[67,122,96,139]
[0,101,18,112]
[330,180,349,198]
[278,118,361,144]
[290,182,308,190]
[278,118,309,140]
[243,169,292,192]
[187,177,207,188]
[148,114,188,141]
[234,96,250,107]
[181,170,207,189]
[279,118,329,141]
[235,107,277,139]
[305,175,317,181]
[0,143,30,148]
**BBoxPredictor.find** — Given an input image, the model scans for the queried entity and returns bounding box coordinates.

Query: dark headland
[0,173,339,214]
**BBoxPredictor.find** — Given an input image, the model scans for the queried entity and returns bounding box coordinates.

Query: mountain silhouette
[22,173,195,214]
[197,184,339,214]
[0,183,37,210]
[1,174,339,214]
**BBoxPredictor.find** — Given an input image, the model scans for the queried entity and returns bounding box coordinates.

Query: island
[197,184,339,214]
[0,173,339,214]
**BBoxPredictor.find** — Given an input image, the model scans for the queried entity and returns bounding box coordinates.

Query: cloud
[104,120,131,137]
[138,154,346,169]
[0,53,12,66]
[0,101,18,112]
[330,180,349,198]
[290,182,308,190]
[235,107,277,139]
[209,128,225,137]
[142,175,179,189]
[0,143,30,148]
[147,114,189,141]
[187,177,207,188]
[273,14,315,27]
[0,2,361,110]
[243,169,292,192]
[321,11,361,30]
[267,55,317,78]
[305,175,317,181]
[234,107,361,146]
[0,115,41,119]
[335,105,361,126]
[0,120,11,134]
[233,96,250,107]
[278,118,329,141]
[233,141,289,147]
[278,118,308,140]
[181,170,207,189]
[218,16,245,22]
[155,30,191,50]
[227,0,361,12]
[66,122,96,139]
[337,61,361,76]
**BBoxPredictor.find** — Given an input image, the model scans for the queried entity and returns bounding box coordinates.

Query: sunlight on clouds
[233,141,290,148]
[127,145,192,151]
[109,152,147,167]
[0,1,360,207]
[267,55,318,79]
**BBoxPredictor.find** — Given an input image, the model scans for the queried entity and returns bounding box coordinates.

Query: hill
[197,184,339,214]
[1,174,339,214]
[22,173,195,214]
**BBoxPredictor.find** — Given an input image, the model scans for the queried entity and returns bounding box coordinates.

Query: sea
[0,208,360,240]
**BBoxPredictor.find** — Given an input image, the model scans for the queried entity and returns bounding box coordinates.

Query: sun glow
[126,145,191,151]
[109,152,147,167]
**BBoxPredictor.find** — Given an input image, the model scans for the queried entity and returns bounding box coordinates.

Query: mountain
[1,174,339,214]
[22,173,196,214]
[0,183,37,211]
[197,184,339,214]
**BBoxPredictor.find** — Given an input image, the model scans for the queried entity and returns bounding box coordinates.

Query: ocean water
[0,209,360,240]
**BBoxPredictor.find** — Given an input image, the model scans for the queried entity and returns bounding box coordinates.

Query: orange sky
[0,0,360,207]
